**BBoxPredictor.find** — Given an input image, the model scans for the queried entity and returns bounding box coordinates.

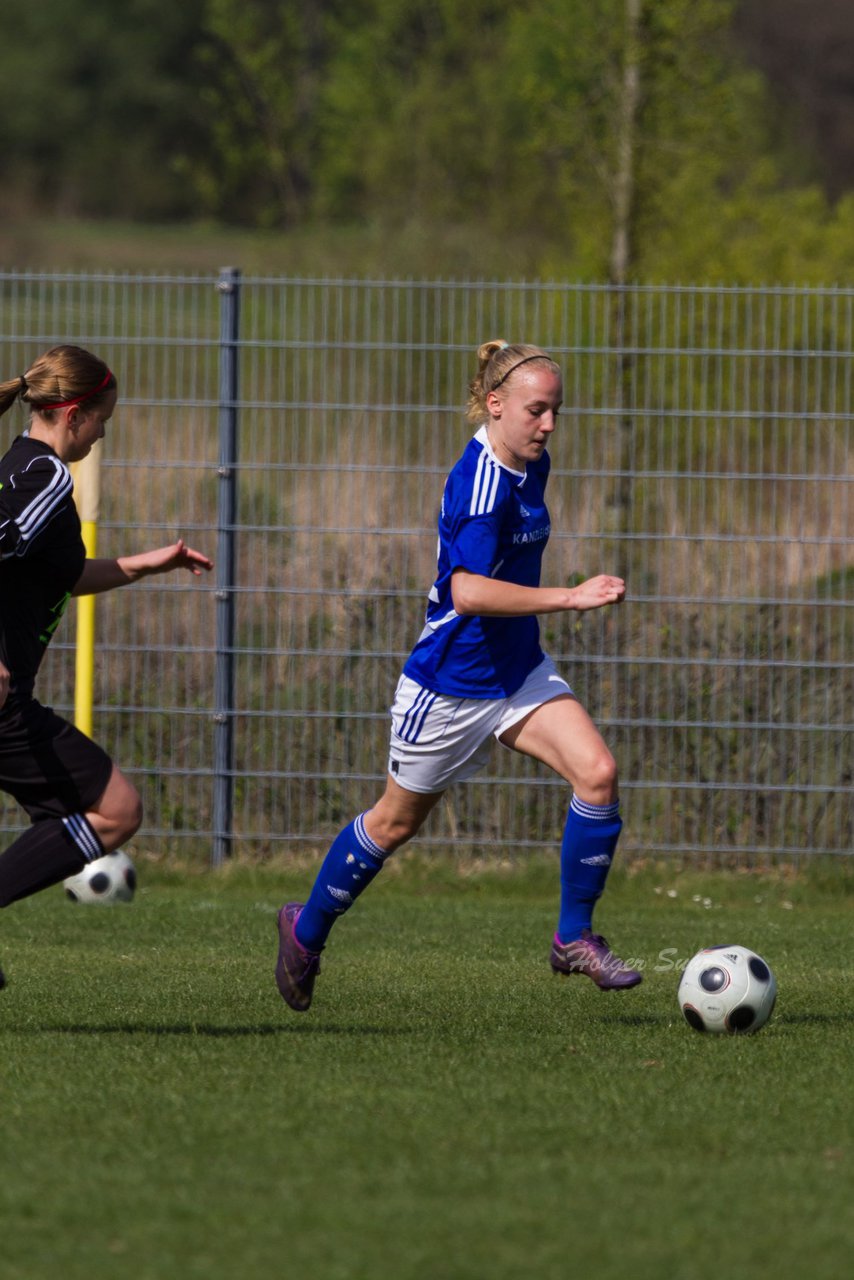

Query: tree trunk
[606,0,642,575]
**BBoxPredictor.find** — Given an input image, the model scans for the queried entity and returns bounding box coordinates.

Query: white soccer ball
[64,850,137,904]
[677,944,777,1034]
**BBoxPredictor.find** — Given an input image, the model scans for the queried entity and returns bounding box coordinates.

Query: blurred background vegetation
[1,1,851,861]
[2,0,854,282]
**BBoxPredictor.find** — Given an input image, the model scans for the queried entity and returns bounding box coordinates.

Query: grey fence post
[212,266,241,866]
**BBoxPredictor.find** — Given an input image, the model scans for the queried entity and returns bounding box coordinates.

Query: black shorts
[0,695,114,822]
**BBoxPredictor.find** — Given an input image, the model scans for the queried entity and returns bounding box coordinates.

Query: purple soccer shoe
[275,902,322,1012]
[550,928,643,990]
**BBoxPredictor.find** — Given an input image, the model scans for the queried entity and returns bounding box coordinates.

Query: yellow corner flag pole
[70,440,102,738]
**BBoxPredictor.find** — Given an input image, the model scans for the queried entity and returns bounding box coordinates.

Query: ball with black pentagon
[64,850,137,904]
[677,944,776,1034]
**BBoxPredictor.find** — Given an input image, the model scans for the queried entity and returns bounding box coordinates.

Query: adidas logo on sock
[580,854,612,866]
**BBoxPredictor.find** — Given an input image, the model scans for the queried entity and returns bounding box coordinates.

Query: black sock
[0,815,104,907]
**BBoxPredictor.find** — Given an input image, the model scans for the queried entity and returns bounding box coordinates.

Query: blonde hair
[0,345,115,420]
[465,340,560,423]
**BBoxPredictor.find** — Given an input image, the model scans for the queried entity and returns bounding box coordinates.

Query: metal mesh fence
[0,272,851,865]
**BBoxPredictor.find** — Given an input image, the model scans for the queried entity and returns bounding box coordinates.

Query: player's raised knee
[121,786,143,841]
[578,751,619,805]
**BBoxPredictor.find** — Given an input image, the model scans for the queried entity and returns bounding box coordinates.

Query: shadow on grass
[20,1021,410,1037]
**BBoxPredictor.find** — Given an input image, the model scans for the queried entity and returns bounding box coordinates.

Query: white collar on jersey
[474,424,527,483]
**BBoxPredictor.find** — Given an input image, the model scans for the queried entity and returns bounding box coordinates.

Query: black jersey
[0,435,85,691]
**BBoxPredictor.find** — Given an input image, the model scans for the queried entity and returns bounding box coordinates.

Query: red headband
[39,369,114,411]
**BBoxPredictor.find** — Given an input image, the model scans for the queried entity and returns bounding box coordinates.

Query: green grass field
[0,857,851,1280]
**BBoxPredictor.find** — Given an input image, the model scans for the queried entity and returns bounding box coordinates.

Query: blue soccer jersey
[403,425,552,698]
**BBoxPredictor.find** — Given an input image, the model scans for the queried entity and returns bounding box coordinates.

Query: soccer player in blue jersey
[276,339,642,1011]
[0,345,212,990]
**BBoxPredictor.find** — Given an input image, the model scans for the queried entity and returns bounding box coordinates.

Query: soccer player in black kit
[0,345,212,989]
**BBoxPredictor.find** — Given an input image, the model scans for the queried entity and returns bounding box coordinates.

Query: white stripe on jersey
[423,608,458,634]
[469,447,500,516]
[6,456,73,553]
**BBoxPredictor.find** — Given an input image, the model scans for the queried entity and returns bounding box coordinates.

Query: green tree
[313,0,849,283]
[477,0,786,278]
[186,0,351,227]
[314,0,510,227]
[0,0,208,221]
[310,0,765,274]
[3,0,852,285]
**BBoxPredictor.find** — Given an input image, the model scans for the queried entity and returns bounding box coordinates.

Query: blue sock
[294,813,388,952]
[557,795,622,943]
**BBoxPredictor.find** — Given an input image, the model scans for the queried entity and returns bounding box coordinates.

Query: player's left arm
[72,539,213,596]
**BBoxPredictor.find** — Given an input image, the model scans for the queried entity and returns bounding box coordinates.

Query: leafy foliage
[0,0,209,219]
[1,0,854,279]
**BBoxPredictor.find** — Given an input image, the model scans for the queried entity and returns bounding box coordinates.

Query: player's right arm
[450,569,625,617]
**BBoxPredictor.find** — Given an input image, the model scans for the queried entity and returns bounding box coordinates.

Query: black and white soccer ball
[64,850,137,904]
[678,944,777,1034]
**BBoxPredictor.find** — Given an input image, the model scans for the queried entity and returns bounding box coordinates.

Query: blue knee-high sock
[557,795,622,943]
[294,813,388,952]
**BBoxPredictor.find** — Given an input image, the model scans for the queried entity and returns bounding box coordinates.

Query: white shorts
[386,655,573,795]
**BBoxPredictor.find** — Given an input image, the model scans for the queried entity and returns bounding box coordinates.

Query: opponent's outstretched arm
[73,539,213,596]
